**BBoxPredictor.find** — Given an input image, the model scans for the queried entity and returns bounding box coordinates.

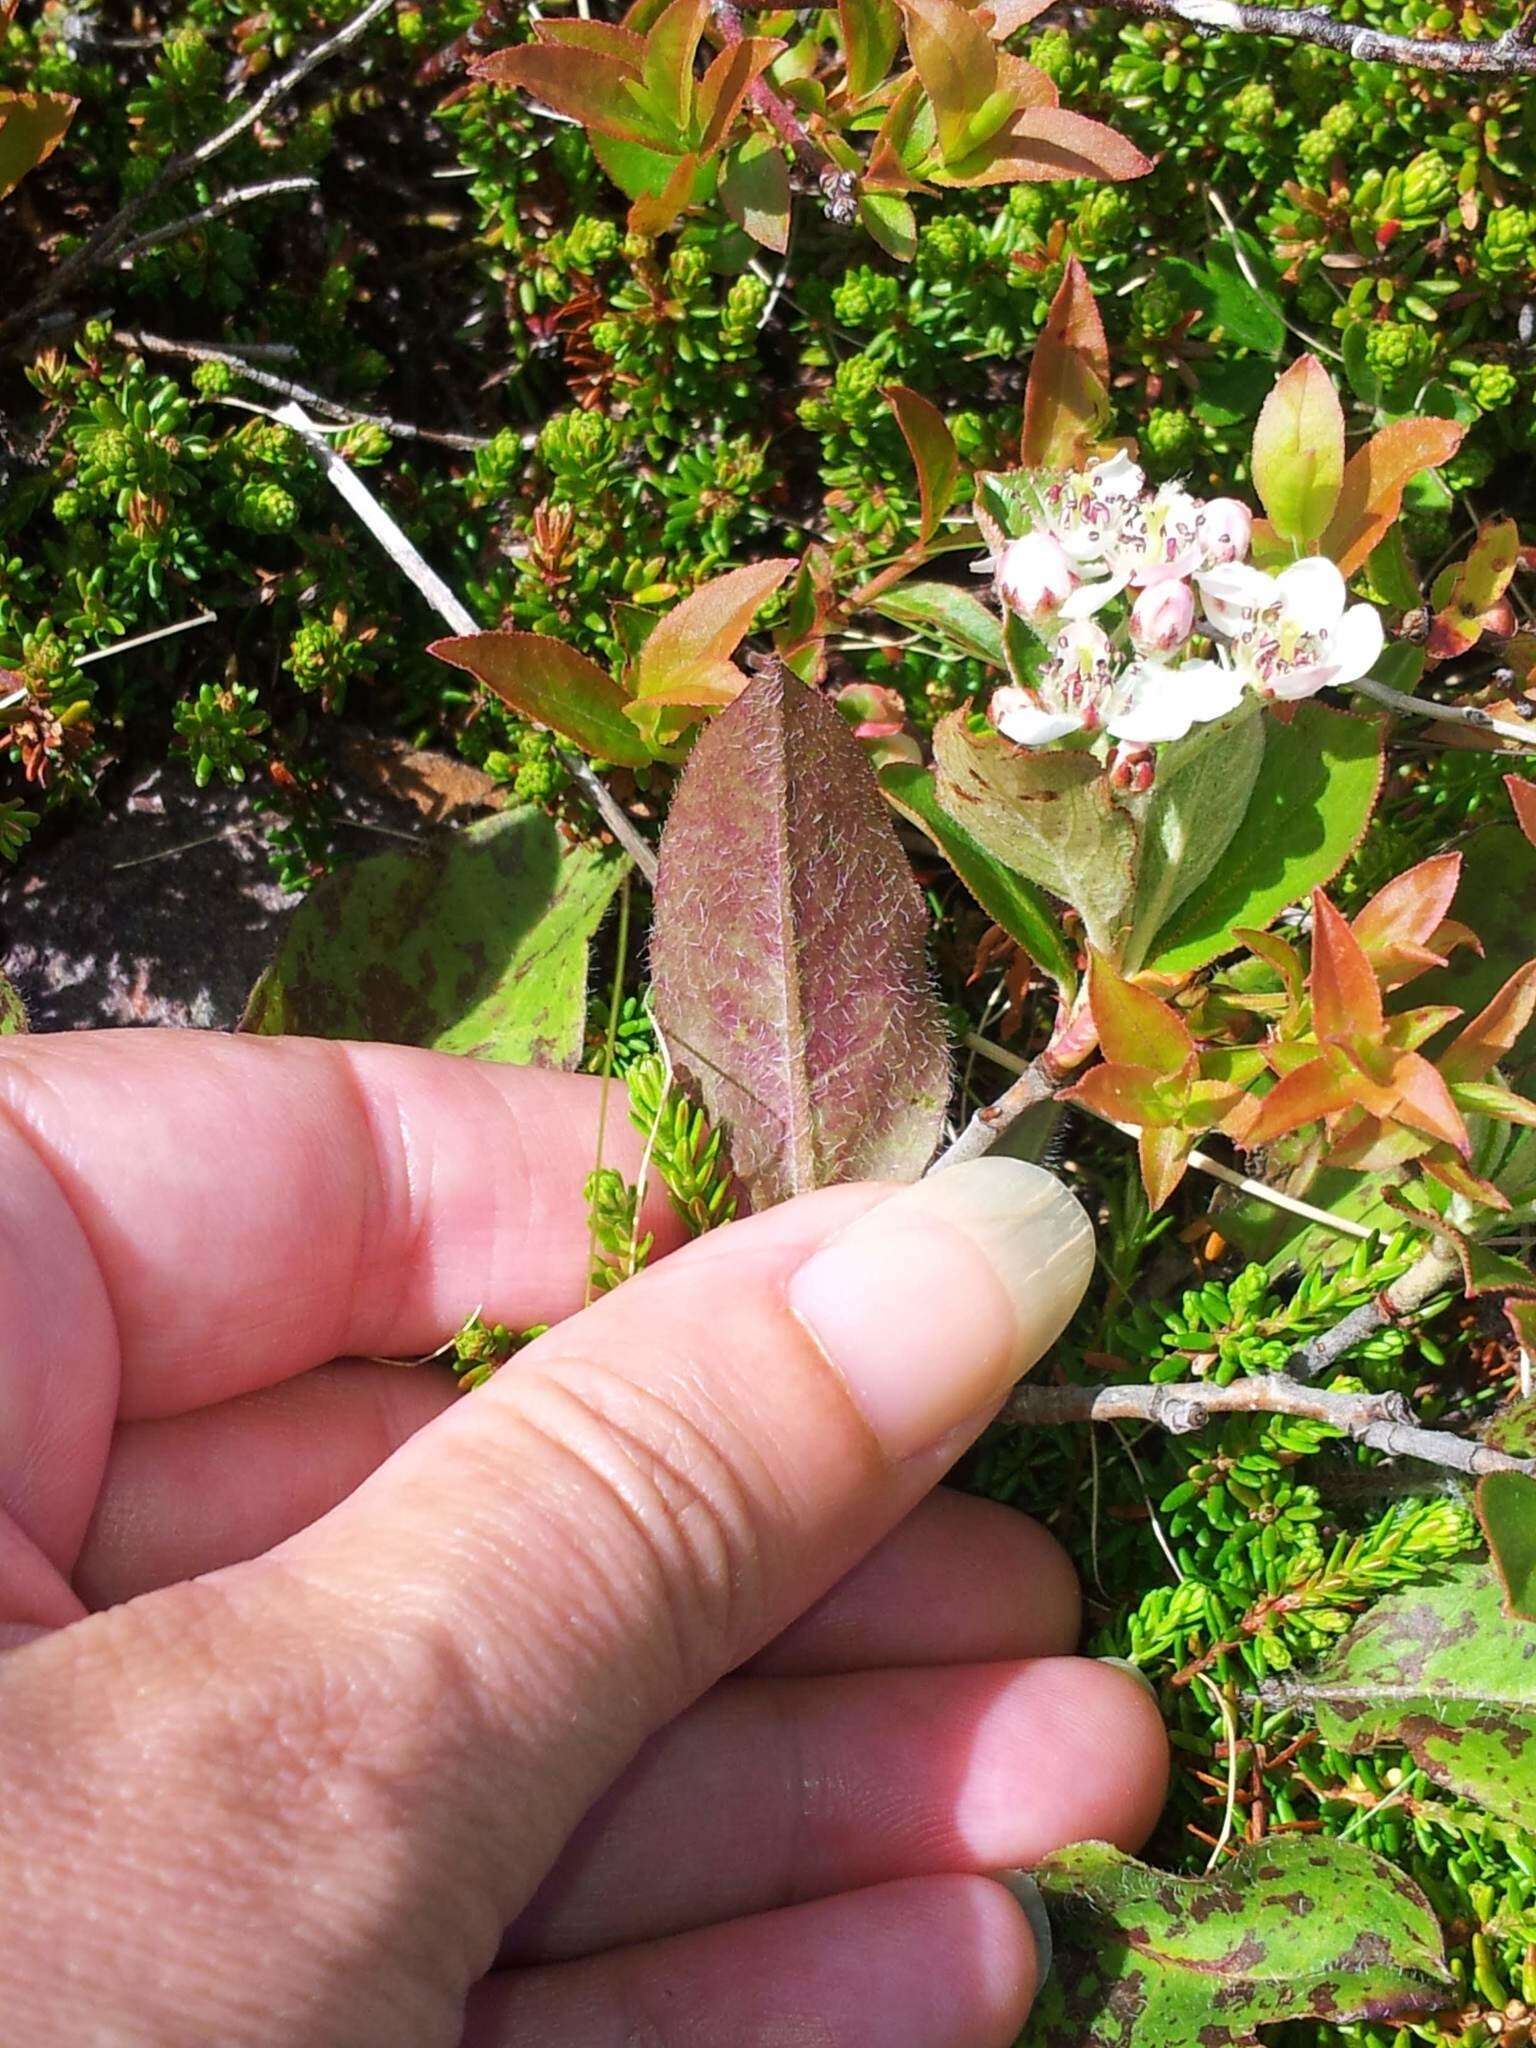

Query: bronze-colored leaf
[651,669,951,1207]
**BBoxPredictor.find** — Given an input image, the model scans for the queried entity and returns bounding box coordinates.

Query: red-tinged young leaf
[839,0,903,102]
[1251,355,1344,547]
[534,18,647,63]
[1383,1003,1465,1053]
[0,88,74,200]
[1441,960,1536,1083]
[1322,417,1467,577]
[940,105,1150,185]
[1234,926,1305,1006]
[1087,951,1195,1077]
[1388,1051,1469,1154]
[1508,773,1536,848]
[720,132,791,251]
[1417,1152,1513,1214]
[1353,852,1461,961]
[633,557,796,709]
[627,148,702,236]
[885,386,961,547]
[428,632,653,769]
[1243,1055,1360,1149]
[982,0,1058,34]
[1064,1061,1170,1129]
[1022,257,1111,471]
[899,0,998,163]
[1310,889,1383,1042]
[1426,518,1520,664]
[641,0,712,134]
[471,45,677,149]
[650,670,951,1206]
[696,38,783,154]
[1139,1123,1195,1208]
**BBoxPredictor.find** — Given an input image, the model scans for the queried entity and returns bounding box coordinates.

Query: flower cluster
[986,455,1384,756]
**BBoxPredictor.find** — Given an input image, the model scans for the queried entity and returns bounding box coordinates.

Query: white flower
[1196,556,1384,701]
[995,532,1078,624]
[1129,577,1195,655]
[989,619,1244,749]
[1198,497,1252,567]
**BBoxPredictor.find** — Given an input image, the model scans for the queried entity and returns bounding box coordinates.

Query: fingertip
[1067,1656,1171,1850]
[948,1873,1044,2038]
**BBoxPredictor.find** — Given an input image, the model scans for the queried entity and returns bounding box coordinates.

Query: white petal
[1265,662,1333,701]
[1274,555,1346,627]
[995,703,1085,746]
[1328,601,1385,683]
[1058,567,1131,619]
[1197,562,1276,637]
[1106,659,1244,744]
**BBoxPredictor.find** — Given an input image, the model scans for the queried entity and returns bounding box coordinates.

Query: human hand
[0,1031,1167,2047]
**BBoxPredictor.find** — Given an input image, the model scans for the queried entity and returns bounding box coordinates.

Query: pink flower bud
[1199,498,1253,567]
[1108,742,1156,794]
[1130,578,1195,655]
[833,681,906,740]
[996,532,1078,623]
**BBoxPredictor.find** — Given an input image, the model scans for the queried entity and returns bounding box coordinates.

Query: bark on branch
[1117,0,1536,76]
[1003,1371,1530,1478]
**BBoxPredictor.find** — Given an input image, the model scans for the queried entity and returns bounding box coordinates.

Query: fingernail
[992,1869,1053,1987]
[787,1158,1094,1461]
[1096,1656,1160,1704]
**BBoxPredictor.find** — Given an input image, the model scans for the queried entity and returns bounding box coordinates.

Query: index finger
[0,1031,685,1425]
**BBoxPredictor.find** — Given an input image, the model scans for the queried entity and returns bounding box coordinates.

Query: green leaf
[839,0,902,102]
[1413,824,1536,1087]
[868,581,1004,665]
[899,0,997,165]
[1428,517,1520,662]
[1251,355,1345,546]
[241,810,625,1068]
[1479,1470,1536,1622]
[0,968,25,1035]
[1275,1563,1536,1831]
[651,670,951,1207]
[1021,257,1110,472]
[880,760,1077,996]
[933,712,1135,956]
[640,0,709,134]
[858,190,917,262]
[1190,356,1275,429]
[885,385,961,547]
[473,44,679,150]
[429,631,652,768]
[1166,243,1284,356]
[719,131,790,252]
[1123,700,1265,974]
[1025,1836,1450,2048]
[0,89,75,201]
[1142,701,1384,976]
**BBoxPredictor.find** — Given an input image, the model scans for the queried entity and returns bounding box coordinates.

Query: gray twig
[1284,1246,1462,1381]
[1118,0,1536,74]
[929,1052,1063,1173]
[114,177,318,262]
[1349,673,1536,752]
[1003,1373,1530,1478]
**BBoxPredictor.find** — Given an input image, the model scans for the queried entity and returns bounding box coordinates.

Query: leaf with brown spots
[0,968,25,1035]
[1268,1564,1536,1830]
[1025,1837,1450,2047]
[241,809,626,1068]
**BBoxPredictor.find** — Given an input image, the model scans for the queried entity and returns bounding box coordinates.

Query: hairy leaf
[868,581,1004,665]
[652,671,950,1206]
[242,811,626,1067]
[720,131,790,250]
[1025,1836,1450,2047]
[1251,355,1344,547]
[880,759,1077,995]
[0,89,75,201]
[429,632,652,767]
[632,557,795,710]
[1142,702,1384,975]
[1322,418,1466,577]
[1122,701,1265,973]
[1022,257,1111,471]
[933,712,1135,955]
[1276,1563,1536,1828]
[885,385,962,546]
[0,968,25,1035]
[1479,1470,1536,1623]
